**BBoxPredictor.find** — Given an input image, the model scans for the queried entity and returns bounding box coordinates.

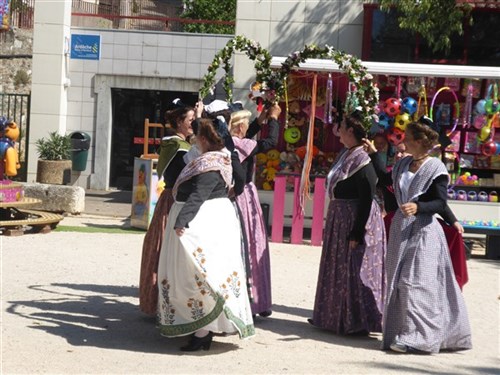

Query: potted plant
[35,131,72,185]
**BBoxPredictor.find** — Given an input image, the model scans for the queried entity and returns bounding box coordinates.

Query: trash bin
[70,131,91,171]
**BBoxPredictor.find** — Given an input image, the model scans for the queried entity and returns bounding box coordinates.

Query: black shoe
[307,318,316,326]
[259,310,272,317]
[180,332,213,352]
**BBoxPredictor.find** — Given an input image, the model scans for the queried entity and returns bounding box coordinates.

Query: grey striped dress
[382,156,472,353]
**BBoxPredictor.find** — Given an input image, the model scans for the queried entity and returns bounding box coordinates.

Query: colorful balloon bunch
[474,83,500,156]
[456,171,479,186]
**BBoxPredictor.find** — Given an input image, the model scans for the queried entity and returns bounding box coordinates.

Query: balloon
[473,114,487,129]
[481,141,497,156]
[485,99,500,115]
[478,123,491,142]
[401,97,417,115]
[284,127,301,144]
[383,97,402,117]
[394,113,411,131]
[475,99,487,115]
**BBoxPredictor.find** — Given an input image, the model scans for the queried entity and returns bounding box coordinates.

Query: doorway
[110,88,198,190]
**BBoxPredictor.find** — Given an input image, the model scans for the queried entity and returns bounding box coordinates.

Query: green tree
[378,0,472,54]
[180,0,236,34]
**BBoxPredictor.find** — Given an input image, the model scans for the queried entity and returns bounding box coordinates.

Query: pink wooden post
[311,177,326,246]
[271,174,286,243]
[291,175,305,244]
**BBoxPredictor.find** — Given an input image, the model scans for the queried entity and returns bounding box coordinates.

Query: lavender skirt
[235,182,272,314]
[138,188,174,315]
[312,199,386,334]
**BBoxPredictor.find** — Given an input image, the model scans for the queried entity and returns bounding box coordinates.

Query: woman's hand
[195,100,204,118]
[175,227,185,237]
[267,104,282,120]
[453,221,464,234]
[400,202,418,217]
[362,138,377,155]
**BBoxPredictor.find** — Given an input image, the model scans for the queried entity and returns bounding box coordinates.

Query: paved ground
[1,193,499,374]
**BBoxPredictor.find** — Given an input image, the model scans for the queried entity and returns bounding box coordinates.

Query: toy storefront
[258,58,500,235]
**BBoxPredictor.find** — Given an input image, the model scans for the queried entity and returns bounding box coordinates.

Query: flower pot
[36,159,72,185]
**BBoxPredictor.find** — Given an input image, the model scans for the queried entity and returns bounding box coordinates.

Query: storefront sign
[70,34,101,60]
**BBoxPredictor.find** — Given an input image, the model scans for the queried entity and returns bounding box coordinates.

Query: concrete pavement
[1,201,499,374]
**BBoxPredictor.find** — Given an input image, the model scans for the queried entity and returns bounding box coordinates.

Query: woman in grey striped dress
[380,119,472,354]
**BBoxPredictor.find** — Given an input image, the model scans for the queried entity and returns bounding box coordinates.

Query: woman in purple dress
[229,104,281,317]
[309,110,386,335]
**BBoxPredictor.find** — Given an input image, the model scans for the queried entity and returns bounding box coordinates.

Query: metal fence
[3,0,234,32]
[1,93,31,181]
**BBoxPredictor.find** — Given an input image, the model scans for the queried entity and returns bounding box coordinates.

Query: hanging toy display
[476,83,500,149]
[324,73,333,125]
[416,84,429,119]
[462,83,473,128]
[429,86,460,136]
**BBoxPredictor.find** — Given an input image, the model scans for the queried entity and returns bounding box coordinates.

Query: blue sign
[71,34,101,60]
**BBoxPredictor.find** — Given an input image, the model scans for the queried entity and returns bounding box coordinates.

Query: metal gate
[1,93,31,181]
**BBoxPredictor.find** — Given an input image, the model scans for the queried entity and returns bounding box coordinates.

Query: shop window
[362,4,500,66]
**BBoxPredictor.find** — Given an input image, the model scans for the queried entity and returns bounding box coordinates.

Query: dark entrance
[110,88,198,190]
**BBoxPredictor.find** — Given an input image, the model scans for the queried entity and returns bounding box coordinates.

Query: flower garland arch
[200,36,379,131]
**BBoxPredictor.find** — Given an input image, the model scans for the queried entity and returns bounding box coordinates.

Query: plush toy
[266,149,281,169]
[256,152,267,166]
[279,151,301,173]
[0,117,21,177]
[295,145,320,160]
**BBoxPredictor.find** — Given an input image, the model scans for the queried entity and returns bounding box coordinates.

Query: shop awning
[270,58,500,79]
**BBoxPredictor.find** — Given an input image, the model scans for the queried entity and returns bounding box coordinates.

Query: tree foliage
[180,0,236,35]
[378,0,472,54]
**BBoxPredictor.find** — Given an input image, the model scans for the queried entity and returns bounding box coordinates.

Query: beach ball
[402,97,417,116]
[383,97,402,117]
[475,99,487,115]
[284,127,301,144]
[394,113,411,131]
[387,127,405,145]
[377,112,391,130]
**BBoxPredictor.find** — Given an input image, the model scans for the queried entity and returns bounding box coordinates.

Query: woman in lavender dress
[230,104,281,317]
[309,111,386,335]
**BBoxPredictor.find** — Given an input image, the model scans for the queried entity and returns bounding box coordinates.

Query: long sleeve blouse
[333,163,377,243]
[369,153,454,222]
[174,171,228,229]
[240,118,279,183]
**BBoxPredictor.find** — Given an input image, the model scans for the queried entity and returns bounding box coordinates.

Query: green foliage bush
[35,132,71,160]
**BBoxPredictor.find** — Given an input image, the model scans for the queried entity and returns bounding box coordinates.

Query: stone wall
[0,29,33,94]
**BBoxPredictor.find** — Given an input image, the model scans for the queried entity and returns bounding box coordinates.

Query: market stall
[262,58,500,254]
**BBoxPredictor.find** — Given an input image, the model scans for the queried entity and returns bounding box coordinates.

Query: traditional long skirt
[382,210,472,353]
[235,182,272,315]
[138,189,174,315]
[157,198,255,338]
[312,199,386,334]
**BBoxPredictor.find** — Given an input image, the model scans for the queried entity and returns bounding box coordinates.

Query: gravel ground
[1,214,499,374]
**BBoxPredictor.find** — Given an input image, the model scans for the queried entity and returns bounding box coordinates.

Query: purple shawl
[232,137,257,163]
[326,146,371,199]
[172,151,233,200]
